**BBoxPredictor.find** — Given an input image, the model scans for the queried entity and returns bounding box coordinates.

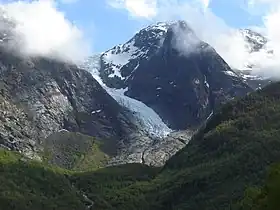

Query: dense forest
[2,82,280,210]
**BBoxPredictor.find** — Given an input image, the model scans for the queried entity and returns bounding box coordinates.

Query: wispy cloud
[108,0,280,79]
[198,0,210,11]
[107,0,211,18]
[59,0,79,4]
[0,0,91,64]
[242,0,280,78]
[107,0,158,18]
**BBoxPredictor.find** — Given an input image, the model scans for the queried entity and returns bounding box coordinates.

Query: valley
[0,4,280,209]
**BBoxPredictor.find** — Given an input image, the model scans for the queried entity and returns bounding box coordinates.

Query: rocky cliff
[0,46,140,166]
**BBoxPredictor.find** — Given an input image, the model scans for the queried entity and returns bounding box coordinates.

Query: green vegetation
[43,131,109,171]
[0,149,158,210]
[71,164,160,210]
[3,82,280,210]
[0,149,85,210]
[238,163,280,210]
[75,81,280,210]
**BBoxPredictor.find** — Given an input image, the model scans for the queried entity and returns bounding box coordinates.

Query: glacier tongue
[108,88,172,138]
[81,56,172,138]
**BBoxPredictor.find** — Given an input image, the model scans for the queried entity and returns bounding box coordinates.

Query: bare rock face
[0,45,187,167]
[143,130,194,166]
[0,46,138,162]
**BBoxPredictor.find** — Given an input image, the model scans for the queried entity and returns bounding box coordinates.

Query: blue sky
[55,0,265,53]
[2,0,280,73]
[57,0,147,52]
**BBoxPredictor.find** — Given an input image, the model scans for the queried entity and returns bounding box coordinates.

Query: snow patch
[206,111,213,121]
[102,39,149,80]
[100,22,172,82]
[58,129,69,133]
[194,78,200,85]
[108,66,125,79]
[204,76,210,88]
[91,109,102,114]
[224,70,238,77]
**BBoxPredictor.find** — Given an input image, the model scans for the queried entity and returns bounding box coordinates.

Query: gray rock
[0,46,140,164]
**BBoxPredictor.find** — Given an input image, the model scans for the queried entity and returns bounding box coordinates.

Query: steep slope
[90,21,252,130]
[74,81,280,210]
[99,22,170,89]
[0,43,182,167]
[0,18,191,167]
[0,149,87,210]
[81,55,183,166]
[3,81,280,210]
[237,162,280,210]
[0,148,158,210]
[0,45,142,167]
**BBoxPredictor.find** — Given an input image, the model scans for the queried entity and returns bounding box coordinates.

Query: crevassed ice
[80,56,172,138]
[108,88,172,138]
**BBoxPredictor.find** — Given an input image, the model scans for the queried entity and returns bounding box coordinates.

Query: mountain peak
[84,20,252,131]
[239,28,267,52]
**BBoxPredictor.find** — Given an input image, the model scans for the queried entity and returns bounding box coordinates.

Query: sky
[1,0,280,78]
[0,0,267,53]
[56,0,264,52]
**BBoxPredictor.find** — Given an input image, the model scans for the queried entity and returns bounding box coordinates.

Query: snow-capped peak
[99,20,197,89]
[142,21,171,33]
[240,29,267,50]
[100,22,173,83]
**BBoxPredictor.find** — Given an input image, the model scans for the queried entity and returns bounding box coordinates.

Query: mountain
[0,36,193,168]
[86,21,252,130]
[237,29,273,89]
[0,43,187,167]
[2,15,280,210]
[0,45,142,167]
[2,81,280,210]
[68,81,280,209]
[240,29,267,53]
[0,19,207,168]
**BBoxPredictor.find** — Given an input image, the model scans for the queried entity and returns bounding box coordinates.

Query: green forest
[2,82,280,210]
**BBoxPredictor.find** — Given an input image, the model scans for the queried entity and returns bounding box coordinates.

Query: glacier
[81,55,172,138]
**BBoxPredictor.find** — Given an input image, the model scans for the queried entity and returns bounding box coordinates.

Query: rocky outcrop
[108,130,194,167]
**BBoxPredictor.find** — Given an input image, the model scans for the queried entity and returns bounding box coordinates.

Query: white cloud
[241,0,280,78]
[59,0,78,3]
[108,0,212,18]
[108,0,157,18]
[59,0,78,4]
[109,0,280,79]
[198,0,210,10]
[0,0,91,64]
